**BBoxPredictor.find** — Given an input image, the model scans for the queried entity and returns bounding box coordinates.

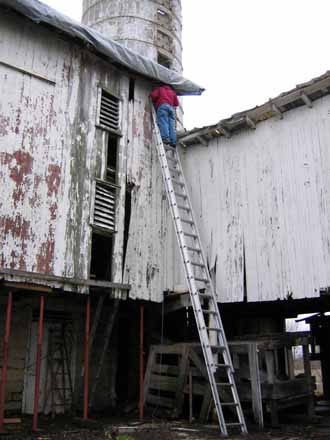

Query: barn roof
[0,0,204,96]
[179,70,330,145]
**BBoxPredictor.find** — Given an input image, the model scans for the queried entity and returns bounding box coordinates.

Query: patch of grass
[116,436,135,440]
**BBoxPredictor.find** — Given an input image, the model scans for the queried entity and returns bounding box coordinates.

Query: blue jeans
[156,104,176,145]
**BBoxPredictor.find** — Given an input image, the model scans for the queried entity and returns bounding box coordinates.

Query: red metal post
[139,304,144,422]
[83,296,91,420]
[0,292,13,432]
[32,295,45,432]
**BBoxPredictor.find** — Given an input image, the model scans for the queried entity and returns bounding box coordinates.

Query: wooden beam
[143,346,156,405]
[246,115,256,129]
[301,92,313,108]
[248,343,263,429]
[0,268,131,291]
[218,123,231,138]
[271,103,283,119]
[197,135,208,146]
[173,346,189,416]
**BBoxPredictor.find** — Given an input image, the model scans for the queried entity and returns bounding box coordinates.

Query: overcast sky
[42,0,330,130]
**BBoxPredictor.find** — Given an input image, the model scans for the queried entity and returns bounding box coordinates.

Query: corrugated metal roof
[0,0,204,96]
[179,71,330,145]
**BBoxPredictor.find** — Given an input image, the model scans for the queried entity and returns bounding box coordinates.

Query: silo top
[82,0,183,73]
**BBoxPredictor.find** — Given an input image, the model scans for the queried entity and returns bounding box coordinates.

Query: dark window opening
[90,232,113,281]
[129,78,135,102]
[106,135,118,184]
[157,52,172,69]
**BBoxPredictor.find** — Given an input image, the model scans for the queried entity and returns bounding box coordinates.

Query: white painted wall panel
[181,97,330,302]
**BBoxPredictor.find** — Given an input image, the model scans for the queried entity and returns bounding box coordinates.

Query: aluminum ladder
[151,108,247,436]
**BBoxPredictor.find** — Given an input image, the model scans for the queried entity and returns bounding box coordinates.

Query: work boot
[170,143,176,148]
[162,138,170,144]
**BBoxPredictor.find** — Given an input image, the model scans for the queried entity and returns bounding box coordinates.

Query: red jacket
[150,85,179,109]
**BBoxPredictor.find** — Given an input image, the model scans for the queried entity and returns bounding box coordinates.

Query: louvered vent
[100,90,120,132]
[93,180,116,232]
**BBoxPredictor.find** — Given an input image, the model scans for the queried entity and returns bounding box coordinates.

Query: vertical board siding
[123,82,180,302]
[181,97,330,303]
[0,14,99,287]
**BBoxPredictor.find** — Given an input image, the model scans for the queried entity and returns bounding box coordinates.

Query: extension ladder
[151,108,247,436]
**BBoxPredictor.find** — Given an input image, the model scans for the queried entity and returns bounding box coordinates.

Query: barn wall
[0,12,99,284]
[181,96,330,302]
[0,11,183,302]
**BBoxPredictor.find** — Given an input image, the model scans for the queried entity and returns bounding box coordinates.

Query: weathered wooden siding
[181,96,330,302]
[0,12,108,289]
[123,80,183,302]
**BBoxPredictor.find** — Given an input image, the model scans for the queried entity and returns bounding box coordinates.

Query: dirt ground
[1,415,330,440]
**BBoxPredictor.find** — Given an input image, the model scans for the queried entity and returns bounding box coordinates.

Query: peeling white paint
[181,96,330,303]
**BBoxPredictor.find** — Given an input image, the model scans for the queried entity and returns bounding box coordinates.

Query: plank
[146,393,175,409]
[149,374,178,392]
[143,346,157,405]
[199,386,212,421]
[173,346,189,416]
[248,343,264,429]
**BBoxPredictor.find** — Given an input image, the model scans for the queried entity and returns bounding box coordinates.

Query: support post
[139,304,144,422]
[83,297,91,420]
[32,295,45,432]
[0,292,13,432]
[248,343,263,429]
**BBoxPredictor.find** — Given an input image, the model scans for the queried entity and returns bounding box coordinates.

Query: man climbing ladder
[150,84,179,148]
[150,103,248,437]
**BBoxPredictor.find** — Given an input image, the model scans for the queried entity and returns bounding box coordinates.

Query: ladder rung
[171,178,184,186]
[226,423,244,427]
[181,218,194,226]
[211,345,226,352]
[174,191,187,199]
[187,246,201,252]
[216,382,233,386]
[202,309,217,315]
[198,292,212,298]
[169,167,181,174]
[167,156,178,163]
[191,261,205,268]
[165,145,176,152]
[207,327,222,332]
[215,363,231,368]
[195,277,209,283]
[221,402,239,406]
[184,232,198,238]
[177,204,190,211]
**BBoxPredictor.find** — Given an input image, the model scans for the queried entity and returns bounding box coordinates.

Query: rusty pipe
[0,292,13,432]
[83,296,91,420]
[139,304,144,422]
[32,295,45,432]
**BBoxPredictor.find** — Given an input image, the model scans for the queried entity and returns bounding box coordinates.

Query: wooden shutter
[93,180,116,232]
[99,90,120,132]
